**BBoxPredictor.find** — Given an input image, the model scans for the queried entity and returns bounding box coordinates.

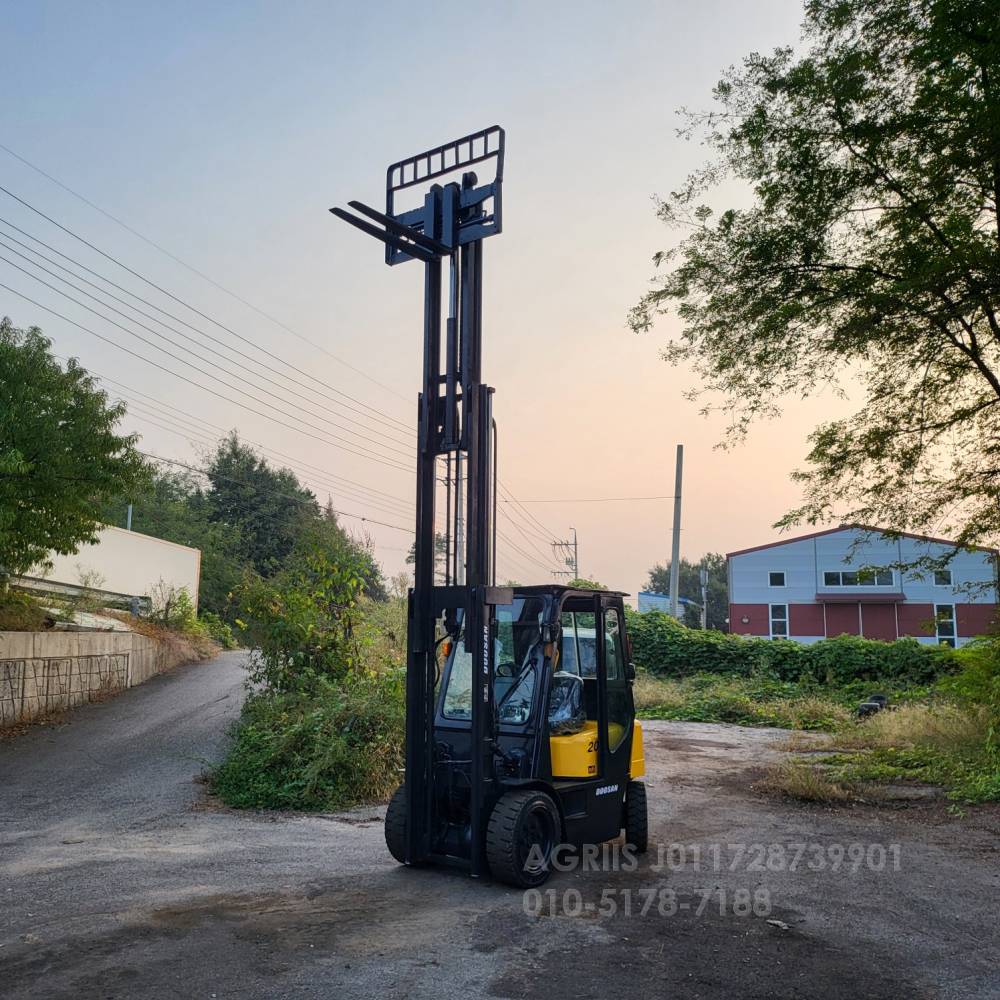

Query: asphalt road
[1,650,999,999]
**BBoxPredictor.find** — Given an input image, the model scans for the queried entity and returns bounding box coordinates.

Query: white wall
[39,526,202,608]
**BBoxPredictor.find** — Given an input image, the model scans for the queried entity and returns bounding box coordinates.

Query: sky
[1,0,845,596]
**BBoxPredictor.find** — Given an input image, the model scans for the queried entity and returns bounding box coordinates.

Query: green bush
[625,609,955,686]
[212,670,404,811]
[233,539,369,692]
[215,539,408,812]
[198,610,237,649]
[942,638,1000,756]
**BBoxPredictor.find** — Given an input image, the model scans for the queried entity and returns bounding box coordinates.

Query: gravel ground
[1,650,999,999]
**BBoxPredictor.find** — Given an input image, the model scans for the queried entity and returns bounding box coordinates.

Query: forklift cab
[385,585,647,887]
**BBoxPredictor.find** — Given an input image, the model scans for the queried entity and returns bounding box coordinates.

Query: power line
[0,218,413,440]
[0,182,414,427]
[497,480,564,543]
[0,281,414,474]
[0,141,411,402]
[0,246,415,463]
[121,403,415,521]
[139,452,413,534]
[85,367,415,511]
[500,496,672,503]
[0,171,569,569]
[0,161,560,527]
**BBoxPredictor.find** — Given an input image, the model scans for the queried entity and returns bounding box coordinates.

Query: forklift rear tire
[385,783,407,864]
[486,789,561,888]
[624,780,648,854]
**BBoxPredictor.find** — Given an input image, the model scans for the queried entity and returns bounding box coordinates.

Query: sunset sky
[2,0,853,595]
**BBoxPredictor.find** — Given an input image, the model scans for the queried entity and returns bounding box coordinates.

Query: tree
[568,577,607,590]
[206,433,319,578]
[0,319,148,585]
[646,553,728,630]
[406,533,450,585]
[631,2,1000,550]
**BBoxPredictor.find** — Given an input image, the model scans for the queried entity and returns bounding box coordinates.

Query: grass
[636,668,1000,805]
[0,592,53,631]
[758,701,1000,805]
[819,703,1000,804]
[756,759,853,803]
[634,670,855,731]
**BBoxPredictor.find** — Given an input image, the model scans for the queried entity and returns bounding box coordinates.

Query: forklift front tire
[624,780,648,854]
[486,789,560,888]
[385,783,407,864]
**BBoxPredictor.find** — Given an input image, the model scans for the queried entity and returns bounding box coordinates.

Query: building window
[768,571,786,587]
[770,604,788,638]
[934,569,953,586]
[935,605,956,647]
[823,569,894,587]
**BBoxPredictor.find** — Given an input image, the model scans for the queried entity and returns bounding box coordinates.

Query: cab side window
[604,608,624,680]
[603,607,630,753]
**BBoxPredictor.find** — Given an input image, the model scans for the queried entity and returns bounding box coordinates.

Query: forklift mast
[331,127,507,874]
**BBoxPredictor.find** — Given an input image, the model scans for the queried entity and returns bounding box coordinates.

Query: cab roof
[510,584,630,598]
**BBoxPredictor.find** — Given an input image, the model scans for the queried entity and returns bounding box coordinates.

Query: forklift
[331,127,647,888]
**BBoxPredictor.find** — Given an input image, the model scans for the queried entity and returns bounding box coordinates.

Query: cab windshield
[441,597,545,724]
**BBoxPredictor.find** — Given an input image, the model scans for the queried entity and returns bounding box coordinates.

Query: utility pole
[553,528,579,580]
[700,562,709,629]
[126,503,133,531]
[669,444,683,618]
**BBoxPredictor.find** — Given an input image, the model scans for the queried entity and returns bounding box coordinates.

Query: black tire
[486,789,561,888]
[385,783,407,864]
[624,780,648,854]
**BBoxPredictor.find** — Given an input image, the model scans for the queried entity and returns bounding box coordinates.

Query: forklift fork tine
[347,200,453,257]
[328,206,436,263]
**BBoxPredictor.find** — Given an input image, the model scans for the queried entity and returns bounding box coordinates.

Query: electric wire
[0,141,411,403]
[0,219,413,441]
[0,246,415,462]
[0,281,414,473]
[0,183,414,426]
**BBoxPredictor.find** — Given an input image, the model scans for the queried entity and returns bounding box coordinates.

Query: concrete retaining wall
[0,630,194,727]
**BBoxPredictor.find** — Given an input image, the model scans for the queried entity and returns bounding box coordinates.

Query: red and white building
[727,525,998,646]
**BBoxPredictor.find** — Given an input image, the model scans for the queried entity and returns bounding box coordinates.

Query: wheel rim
[516,802,556,876]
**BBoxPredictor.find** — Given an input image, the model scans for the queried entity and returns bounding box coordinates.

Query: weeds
[635,671,854,731]
[212,671,404,811]
[756,760,852,803]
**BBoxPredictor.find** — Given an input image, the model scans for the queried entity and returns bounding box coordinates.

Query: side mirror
[625,660,636,681]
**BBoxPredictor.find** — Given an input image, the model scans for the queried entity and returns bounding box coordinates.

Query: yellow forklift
[331,127,647,888]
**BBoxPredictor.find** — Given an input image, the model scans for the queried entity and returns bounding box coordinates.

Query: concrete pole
[669,445,683,618]
[700,563,709,629]
[126,503,133,531]
[571,527,578,579]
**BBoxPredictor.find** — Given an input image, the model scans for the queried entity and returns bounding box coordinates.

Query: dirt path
[1,673,998,999]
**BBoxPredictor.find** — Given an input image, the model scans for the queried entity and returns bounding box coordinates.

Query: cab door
[578,597,635,845]
[600,598,635,784]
